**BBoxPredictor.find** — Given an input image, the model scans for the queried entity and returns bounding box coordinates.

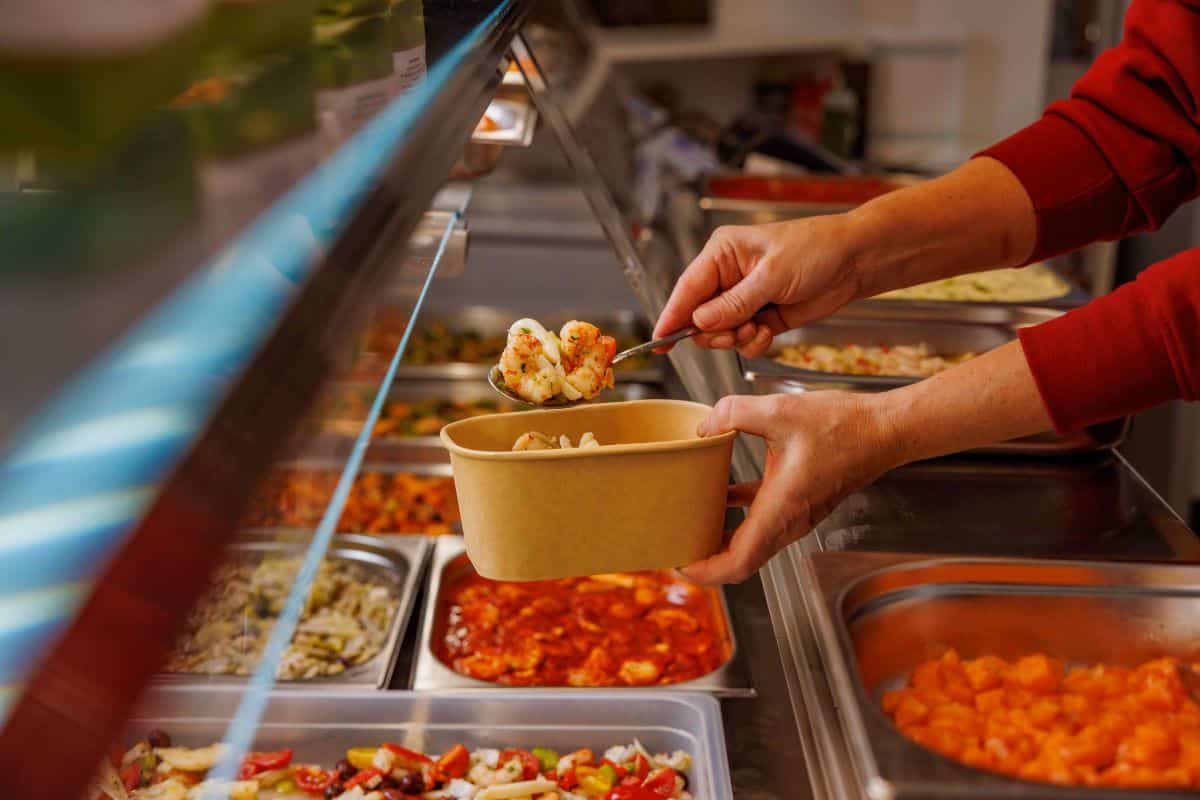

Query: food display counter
[3,2,1199,800]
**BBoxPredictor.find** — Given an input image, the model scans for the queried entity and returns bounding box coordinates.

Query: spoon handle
[612,326,700,364]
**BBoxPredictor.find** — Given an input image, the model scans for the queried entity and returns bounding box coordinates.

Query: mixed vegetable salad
[91,732,694,800]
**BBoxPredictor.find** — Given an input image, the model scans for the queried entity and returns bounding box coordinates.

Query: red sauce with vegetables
[435,566,730,686]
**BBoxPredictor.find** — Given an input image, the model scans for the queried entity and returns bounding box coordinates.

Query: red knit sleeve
[979,0,1200,262]
[1018,249,1200,431]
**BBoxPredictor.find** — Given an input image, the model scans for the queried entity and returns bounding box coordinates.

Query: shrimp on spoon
[490,318,699,406]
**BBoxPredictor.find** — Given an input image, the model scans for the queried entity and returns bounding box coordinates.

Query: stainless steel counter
[761,450,1200,800]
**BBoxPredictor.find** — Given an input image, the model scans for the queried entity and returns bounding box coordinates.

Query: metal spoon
[488,326,700,407]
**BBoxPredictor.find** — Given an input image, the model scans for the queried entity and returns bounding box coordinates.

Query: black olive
[334,759,356,780]
[678,771,689,790]
[398,772,426,795]
[146,729,171,749]
[324,783,345,799]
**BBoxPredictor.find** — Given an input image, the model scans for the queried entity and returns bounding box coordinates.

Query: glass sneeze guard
[0,1,529,796]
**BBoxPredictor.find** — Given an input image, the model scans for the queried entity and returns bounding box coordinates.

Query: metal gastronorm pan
[741,305,1062,390]
[157,531,429,690]
[126,688,734,800]
[409,535,754,697]
[243,459,458,533]
[741,305,1129,455]
[804,550,1200,800]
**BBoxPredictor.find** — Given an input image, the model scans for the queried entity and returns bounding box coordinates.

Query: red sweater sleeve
[980,0,1200,261]
[1018,249,1200,431]
[976,0,1200,431]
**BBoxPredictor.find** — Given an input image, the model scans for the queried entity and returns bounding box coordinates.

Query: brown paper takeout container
[440,399,735,581]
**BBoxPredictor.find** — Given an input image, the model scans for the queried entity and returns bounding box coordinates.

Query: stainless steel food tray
[741,305,1062,390]
[696,173,923,231]
[748,373,1128,456]
[803,550,1200,800]
[127,688,734,800]
[741,306,1129,455]
[855,262,1090,310]
[395,305,665,383]
[409,535,755,697]
[157,531,429,690]
[245,459,459,532]
[293,380,665,463]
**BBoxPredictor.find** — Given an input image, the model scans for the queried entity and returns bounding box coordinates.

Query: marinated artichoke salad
[91,732,694,800]
[165,556,398,680]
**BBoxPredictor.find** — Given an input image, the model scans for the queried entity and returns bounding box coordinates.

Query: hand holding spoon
[488,326,700,407]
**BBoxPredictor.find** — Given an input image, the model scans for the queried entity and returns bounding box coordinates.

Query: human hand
[653,216,863,359]
[681,391,900,584]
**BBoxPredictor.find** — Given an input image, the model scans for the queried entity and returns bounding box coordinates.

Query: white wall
[593,0,1055,171]
[861,0,1055,151]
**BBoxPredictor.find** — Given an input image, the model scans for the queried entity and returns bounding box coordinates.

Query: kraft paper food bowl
[440,399,735,581]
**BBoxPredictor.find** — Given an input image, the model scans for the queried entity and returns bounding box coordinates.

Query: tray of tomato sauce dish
[803,550,1200,799]
[409,536,753,697]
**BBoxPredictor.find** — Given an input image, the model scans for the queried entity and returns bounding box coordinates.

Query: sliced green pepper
[532,747,559,773]
[596,763,618,788]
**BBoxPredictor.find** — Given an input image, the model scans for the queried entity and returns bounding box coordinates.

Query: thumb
[693,269,772,332]
[697,395,778,439]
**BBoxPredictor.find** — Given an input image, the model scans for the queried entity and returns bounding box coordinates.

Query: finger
[654,236,727,342]
[727,481,761,507]
[707,332,735,349]
[733,321,758,347]
[681,472,798,584]
[697,394,779,438]
[737,325,774,359]
[693,266,772,332]
[690,330,738,350]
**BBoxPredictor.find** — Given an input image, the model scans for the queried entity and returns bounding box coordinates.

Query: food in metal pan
[403,318,507,365]
[244,469,459,534]
[499,318,616,404]
[512,431,600,451]
[311,391,513,438]
[437,570,729,687]
[401,317,653,372]
[98,732,695,800]
[165,555,398,680]
[773,342,976,378]
[883,649,1200,788]
[873,263,1069,302]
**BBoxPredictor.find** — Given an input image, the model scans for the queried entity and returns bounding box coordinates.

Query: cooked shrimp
[512,431,601,451]
[500,319,563,404]
[512,431,559,451]
[558,321,616,401]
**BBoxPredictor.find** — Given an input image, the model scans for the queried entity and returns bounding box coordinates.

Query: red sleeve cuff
[976,114,1130,264]
[1017,283,1179,433]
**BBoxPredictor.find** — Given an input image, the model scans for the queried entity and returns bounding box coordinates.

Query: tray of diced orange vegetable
[882,649,1200,789]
